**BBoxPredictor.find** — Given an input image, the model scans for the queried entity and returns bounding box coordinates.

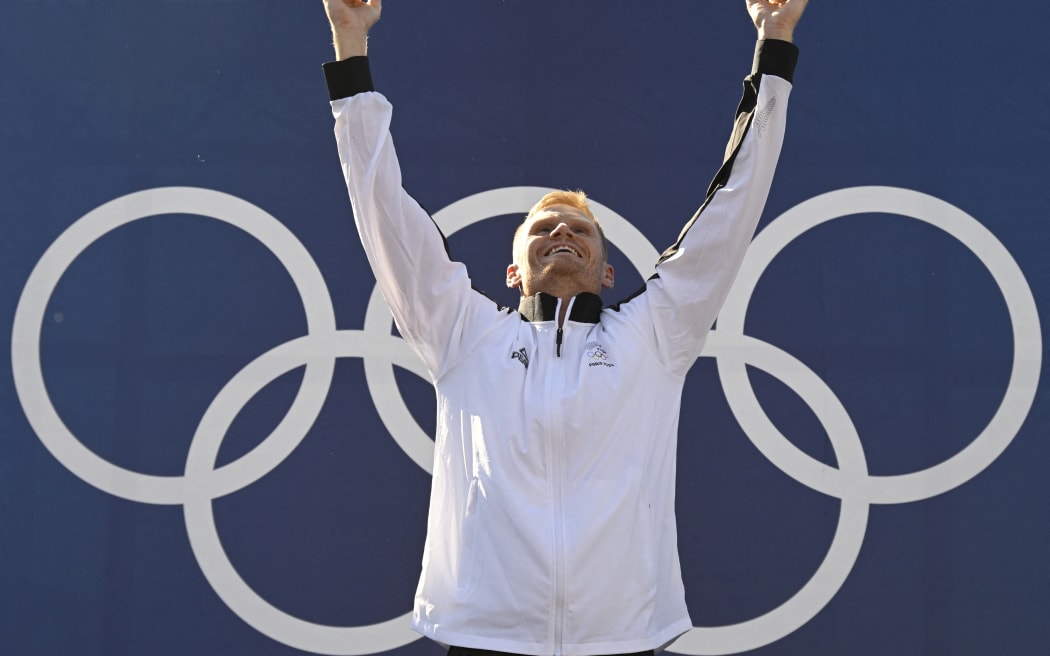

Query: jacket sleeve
[613,39,799,377]
[324,57,502,380]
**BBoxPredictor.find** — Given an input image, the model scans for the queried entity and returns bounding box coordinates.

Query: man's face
[506,204,614,298]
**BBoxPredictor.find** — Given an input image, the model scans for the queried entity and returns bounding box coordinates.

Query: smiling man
[321,1,808,655]
[508,192,615,312]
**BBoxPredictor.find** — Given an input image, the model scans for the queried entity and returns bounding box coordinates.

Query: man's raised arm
[321,0,501,380]
[621,0,809,375]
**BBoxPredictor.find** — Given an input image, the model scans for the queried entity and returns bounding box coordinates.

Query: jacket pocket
[455,476,486,596]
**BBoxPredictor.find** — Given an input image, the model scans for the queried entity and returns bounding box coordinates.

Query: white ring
[715,186,1042,504]
[671,332,870,655]
[10,187,338,505]
[183,331,422,655]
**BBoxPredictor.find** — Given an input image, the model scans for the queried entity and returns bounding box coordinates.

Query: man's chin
[535,261,581,279]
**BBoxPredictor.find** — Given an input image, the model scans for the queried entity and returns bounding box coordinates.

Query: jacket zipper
[552,439,566,655]
[551,309,566,652]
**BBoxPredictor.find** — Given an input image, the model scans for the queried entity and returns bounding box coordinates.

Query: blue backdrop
[2,2,1047,655]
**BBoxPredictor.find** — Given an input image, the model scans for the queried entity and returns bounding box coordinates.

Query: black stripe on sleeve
[652,40,798,268]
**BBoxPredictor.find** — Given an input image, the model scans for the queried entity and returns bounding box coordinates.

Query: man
[321,1,808,655]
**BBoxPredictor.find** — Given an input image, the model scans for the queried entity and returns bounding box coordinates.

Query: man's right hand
[324,0,382,59]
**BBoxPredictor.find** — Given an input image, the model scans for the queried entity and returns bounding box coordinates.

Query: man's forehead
[527,204,595,223]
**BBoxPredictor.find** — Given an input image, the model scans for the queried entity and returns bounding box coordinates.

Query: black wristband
[752,39,799,83]
[322,56,375,100]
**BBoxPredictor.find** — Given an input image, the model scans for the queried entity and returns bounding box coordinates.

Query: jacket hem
[414,615,694,656]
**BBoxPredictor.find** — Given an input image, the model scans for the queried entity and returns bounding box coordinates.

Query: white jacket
[327,40,797,656]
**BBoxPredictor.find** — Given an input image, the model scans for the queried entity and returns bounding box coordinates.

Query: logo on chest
[585,341,615,368]
[511,347,530,369]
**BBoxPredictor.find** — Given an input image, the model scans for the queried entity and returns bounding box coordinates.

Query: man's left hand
[747,0,809,42]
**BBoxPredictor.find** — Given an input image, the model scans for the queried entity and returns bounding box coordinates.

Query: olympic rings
[10,185,1041,655]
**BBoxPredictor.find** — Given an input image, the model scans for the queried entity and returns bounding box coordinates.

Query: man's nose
[550,222,573,238]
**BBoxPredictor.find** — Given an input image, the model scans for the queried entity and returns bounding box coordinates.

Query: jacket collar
[517,292,603,324]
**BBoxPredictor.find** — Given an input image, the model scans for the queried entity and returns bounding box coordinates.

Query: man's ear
[601,263,615,289]
[506,263,522,289]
